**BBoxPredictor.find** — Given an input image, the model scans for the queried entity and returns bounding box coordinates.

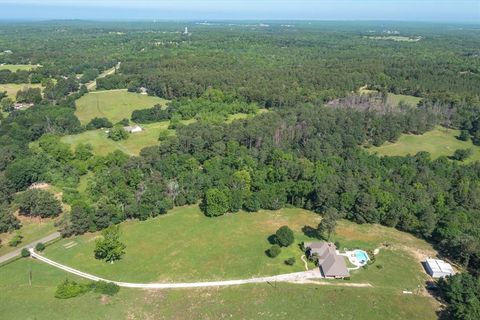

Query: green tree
[35,242,45,252]
[15,189,62,218]
[317,207,342,240]
[1,97,14,112]
[203,188,229,217]
[94,225,126,263]
[108,126,129,141]
[21,248,30,257]
[275,226,294,247]
[266,244,281,258]
[452,148,473,162]
[9,234,23,247]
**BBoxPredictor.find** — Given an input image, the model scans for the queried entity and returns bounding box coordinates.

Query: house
[305,242,349,278]
[425,258,454,278]
[139,87,148,95]
[14,103,34,110]
[124,125,143,133]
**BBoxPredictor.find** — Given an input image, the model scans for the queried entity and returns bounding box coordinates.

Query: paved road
[0,232,61,265]
[86,62,121,91]
[30,249,328,289]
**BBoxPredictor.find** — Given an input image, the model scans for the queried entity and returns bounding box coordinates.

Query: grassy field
[359,86,421,107]
[369,126,480,162]
[386,93,422,107]
[0,64,39,71]
[61,119,194,156]
[0,206,440,319]
[0,258,438,320]
[0,83,43,100]
[62,109,267,156]
[74,89,168,125]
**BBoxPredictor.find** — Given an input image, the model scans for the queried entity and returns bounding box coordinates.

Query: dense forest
[0,21,480,318]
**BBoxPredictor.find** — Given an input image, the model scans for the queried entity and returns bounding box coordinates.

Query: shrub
[376,264,383,269]
[9,234,23,247]
[35,242,45,252]
[108,126,129,141]
[21,248,30,257]
[55,279,90,299]
[92,281,120,296]
[86,117,113,130]
[267,244,281,258]
[285,257,296,265]
[275,226,294,247]
[14,189,62,218]
[451,148,473,161]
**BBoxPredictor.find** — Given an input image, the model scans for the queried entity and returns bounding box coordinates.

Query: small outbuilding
[425,258,454,278]
[124,125,143,133]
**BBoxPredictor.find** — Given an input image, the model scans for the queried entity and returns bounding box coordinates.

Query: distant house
[14,103,34,110]
[124,125,143,133]
[139,87,148,95]
[305,242,349,278]
[425,259,454,278]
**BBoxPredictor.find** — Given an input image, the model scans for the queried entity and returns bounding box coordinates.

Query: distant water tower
[183,27,188,34]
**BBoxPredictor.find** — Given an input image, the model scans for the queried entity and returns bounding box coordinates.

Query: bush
[21,248,30,257]
[267,244,281,258]
[9,234,23,247]
[92,281,120,296]
[86,117,113,130]
[275,226,294,247]
[55,279,90,299]
[284,257,296,265]
[451,148,473,161]
[108,125,129,141]
[35,242,45,252]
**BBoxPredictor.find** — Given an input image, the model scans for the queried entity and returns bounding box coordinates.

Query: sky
[0,0,479,22]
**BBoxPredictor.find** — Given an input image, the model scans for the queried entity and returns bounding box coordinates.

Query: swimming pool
[355,250,369,263]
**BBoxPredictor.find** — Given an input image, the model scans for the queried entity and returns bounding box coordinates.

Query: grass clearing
[1,206,440,319]
[0,258,438,320]
[369,126,480,162]
[0,64,39,71]
[0,83,43,101]
[74,89,168,125]
[359,86,421,107]
[61,119,194,156]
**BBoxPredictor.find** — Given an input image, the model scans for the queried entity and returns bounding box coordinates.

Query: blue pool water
[355,250,369,263]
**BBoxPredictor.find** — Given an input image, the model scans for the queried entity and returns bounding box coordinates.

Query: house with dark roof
[305,241,349,278]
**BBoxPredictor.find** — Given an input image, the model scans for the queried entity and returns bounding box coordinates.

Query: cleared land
[0,206,439,319]
[369,126,480,162]
[0,64,38,71]
[359,86,421,107]
[0,83,43,100]
[62,110,267,156]
[366,36,422,42]
[61,119,194,156]
[74,89,168,125]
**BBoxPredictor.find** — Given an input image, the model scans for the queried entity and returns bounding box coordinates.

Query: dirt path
[29,249,371,289]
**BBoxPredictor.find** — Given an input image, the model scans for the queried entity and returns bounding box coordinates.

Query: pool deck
[339,250,369,270]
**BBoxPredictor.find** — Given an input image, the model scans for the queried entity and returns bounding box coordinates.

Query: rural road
[86,62,121,91]
[29,249,339,289]
[0,232,61,265]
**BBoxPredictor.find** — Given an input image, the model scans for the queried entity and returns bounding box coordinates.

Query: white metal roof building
[425,259,454,278]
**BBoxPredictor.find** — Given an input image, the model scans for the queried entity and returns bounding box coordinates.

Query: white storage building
[425,258,454,278]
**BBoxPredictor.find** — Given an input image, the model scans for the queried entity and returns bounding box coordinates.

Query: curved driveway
[30,249,327,289]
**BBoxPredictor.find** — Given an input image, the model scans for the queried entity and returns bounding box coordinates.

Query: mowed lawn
[74,89,168,125]
[0,206,440,319]
[61,120,194,156]
[386,93,422,107]
[0,259,438,320]
[369,126,480,162]
[0,64,38,71]
[44,206,436,290]
[0,83,43,100]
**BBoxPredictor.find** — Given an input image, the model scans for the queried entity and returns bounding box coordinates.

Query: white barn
[124,125,143,133]
[425,259,454,278]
